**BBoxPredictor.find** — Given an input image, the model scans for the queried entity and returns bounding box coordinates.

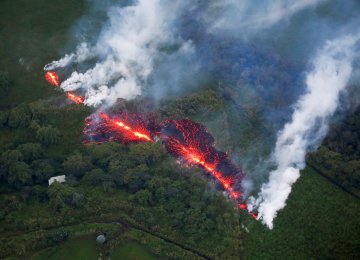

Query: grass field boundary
[307,163,360,200]
[1,215,212,259]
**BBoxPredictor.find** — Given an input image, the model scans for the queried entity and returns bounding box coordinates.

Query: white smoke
[45,0,191,106]
[44,43,93,70]
[252,33,360,229]
[43,0,360,229]
[44,0,326,107]
[201,0,327,35]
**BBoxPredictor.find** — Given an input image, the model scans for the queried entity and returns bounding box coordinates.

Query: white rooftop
[48,175,66,186]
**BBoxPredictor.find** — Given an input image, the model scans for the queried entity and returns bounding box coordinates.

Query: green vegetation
[325,107,360,160]
[1,87,358,259]
[0,71,12,100]
[0,0,85,105]
[160,90,225,119]
[241,168,360,259]
[307,107,360,197]
[32,238,98,260]
[0,0,359,259]
[0,137,243,258]
[110,242,157,260]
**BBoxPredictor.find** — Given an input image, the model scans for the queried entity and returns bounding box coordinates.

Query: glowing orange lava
[83,113,257,218]
[239,203,247,210]
[45,71,59,87]
[43,66,257,219]
[178,143,240,200]
[100,113,153,142]
[66,92,85,104]
[249,212,258,219]
[160,119,245,204]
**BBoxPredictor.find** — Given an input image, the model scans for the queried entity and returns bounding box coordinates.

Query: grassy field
[2,166,358,259]
[111,242,157,260]
[31,237,98,260]
[240,167,360,259]
[0,0,85,106]
[32,238,156,260]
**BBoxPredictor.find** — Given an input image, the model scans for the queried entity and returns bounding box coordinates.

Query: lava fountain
[45,71,59,87]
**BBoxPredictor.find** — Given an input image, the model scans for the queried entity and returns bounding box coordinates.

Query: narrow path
[129,224,211,259]
[89,216,212,260]
[2,216,212,260]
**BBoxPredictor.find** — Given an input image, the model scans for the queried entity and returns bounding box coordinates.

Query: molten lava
[249,212,258,219]
[66,92,85,104]
[45,71,59,87]
[239,203,247,210]
[160,119,245,201]
[43,67,256,218]
[45,72,84,104]
[84,112,153,144]
[83,111,257,218]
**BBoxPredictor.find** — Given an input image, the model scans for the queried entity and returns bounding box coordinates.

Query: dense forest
[0,80,359,258]
[307,106,360,197]
[0,0,359,259]
[0,86,244,258]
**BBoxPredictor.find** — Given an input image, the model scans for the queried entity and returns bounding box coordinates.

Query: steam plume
[45,0,191,106]
[43,0,360,228]
[253,34,360,229]
[202,0,327,35]
[44,0,325,107]
[44,43,93,70]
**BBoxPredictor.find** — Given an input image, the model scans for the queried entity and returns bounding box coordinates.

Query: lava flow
[160,119,245,201]
[45,71,59,87]
[84,114,256,218]
[66,92,85,104]
[45,72,85,104]
[84,112,153,144]
[43,70,257,218]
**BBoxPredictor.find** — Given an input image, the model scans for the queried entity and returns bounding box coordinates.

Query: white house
[48,175,66,186]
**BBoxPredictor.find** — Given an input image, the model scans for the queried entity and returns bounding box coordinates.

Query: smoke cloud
[199,0,327,36]
[45,0,325,107]
[44,0,360,229]
[45,0,192,106]
[252,34,360,229]
[44,43,93,70]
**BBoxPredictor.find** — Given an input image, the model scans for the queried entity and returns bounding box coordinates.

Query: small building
[48,175,66,186]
